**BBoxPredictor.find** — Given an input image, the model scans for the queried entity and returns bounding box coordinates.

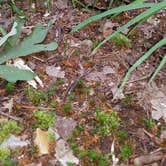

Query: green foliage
[50,101,57,108]
[120,144,133,160]
[25,86,48,105]
[144,118,155,129]
[93,108,120,136]
[33,110,56,129]
[87,149,110,166]
[5,82,16,93]
[62,103,72,113]
[112,33,131,48]
[72,0,166,98]
[0,120,22,144]
[0,19,58,82]
[0,148,10,162]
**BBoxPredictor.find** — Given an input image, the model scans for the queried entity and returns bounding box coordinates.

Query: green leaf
[0,65,36,82]
[71,3,155,33]
[149,55,166,83]
[92,0,166,54]
[0,24,58,64]
[0,22,17,47]
[114,37,166,99]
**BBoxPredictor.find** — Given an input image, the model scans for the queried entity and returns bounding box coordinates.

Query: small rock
[55,139,79,166]
[55,116,77,140]
[0,135,29,149]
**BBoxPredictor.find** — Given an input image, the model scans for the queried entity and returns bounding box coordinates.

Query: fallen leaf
[13,58,43,89]
[55,116,77,140]
[46,66,65,78]
[0,135,29,149]
[55,139,79,166]
[34,128,50,156]
[2,98,14,113]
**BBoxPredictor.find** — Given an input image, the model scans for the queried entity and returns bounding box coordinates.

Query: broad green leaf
[113,37,166,99]
[0,22,17,47]
[0,65,36,82]
[92,0,166,54]
[0,24,58,64]
[149,55,166,83]
[71,3,155,33]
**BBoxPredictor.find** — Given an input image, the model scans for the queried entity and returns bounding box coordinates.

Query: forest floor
[0,0,166,166]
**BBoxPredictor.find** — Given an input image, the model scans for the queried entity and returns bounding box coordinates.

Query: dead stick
[0,111,22,122]
[21,105,55,110]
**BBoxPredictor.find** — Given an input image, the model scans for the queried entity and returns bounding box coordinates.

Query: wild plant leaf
[92,0,166,54]
[71,3,155,33]
[0,22,17,47]
[0,24,58,64]
[0,65,36,82]
[149,55,166,83]
[113,37,166,99]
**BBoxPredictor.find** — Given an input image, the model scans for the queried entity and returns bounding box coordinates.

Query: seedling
[33,110,56,129]
[0,148,10,162]
[5,82,16,93]
[93,108,120,136]
[62,103,72,113]
[144,118,155,130]
[120,144,133,161]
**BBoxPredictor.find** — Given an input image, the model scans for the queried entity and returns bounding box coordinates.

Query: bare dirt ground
[0,0,166,166]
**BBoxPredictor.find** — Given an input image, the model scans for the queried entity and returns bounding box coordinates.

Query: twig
[63,67,95,103]
[0,111,22,122]
[20,105,55,110]
[126,74,151,84]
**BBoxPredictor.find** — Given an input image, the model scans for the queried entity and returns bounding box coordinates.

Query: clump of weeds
[32,110,56,129]
[0,120,22,144]
[25,86,48,105]
[92,108,120,136]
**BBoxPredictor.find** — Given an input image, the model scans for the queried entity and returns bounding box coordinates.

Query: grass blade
[113,37,166,99]
[71,3,155,33]
[149,55,166,83]
[92,0,166,54]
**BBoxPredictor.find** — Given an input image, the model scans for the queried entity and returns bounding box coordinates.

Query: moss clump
[33,110,56,129]
[0,120,22,144]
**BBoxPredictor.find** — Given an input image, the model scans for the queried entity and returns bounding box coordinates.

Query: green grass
[5,82,16,93]
[62,103,72,113]
[72,0,166,98]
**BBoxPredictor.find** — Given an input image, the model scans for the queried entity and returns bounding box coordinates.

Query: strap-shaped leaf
[0,65,36,82]
[71,3,155,33]
[149,55,166,83]
[113,37,166,99]
[92,0,166,54]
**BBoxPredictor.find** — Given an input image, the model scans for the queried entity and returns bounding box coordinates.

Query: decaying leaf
[34,128,50,156]
[46,66,65,78]
[13,58,43,89]
[2,98,14,113]
[55,139,79,166]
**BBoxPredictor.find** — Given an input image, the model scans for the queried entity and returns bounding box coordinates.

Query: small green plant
[25,86,48,105]
[62,103,72,113]
[144,118,155,129]
[48,79,64,97]
[112,33,131,48]
[5,82,16,93]
[0,148,10,162]
[120,144,133,160]
[0,18,58,82]
[50,101,57,108]
[94,108,120,136]
[0,120,22,144]
[118,130,128,144]
[121,94,133,106]
[33,110,56,129]
[87,149,110,166]
[48,130,55,141]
